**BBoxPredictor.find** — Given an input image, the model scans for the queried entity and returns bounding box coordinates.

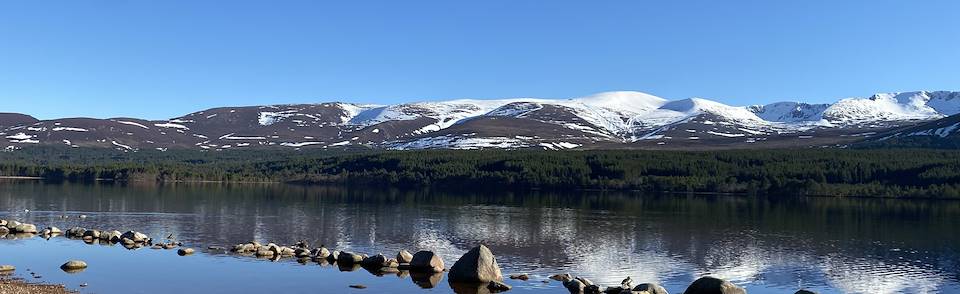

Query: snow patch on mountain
[747,102,830,122]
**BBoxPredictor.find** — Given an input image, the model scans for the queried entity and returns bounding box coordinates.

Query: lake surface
[1,181,958,294]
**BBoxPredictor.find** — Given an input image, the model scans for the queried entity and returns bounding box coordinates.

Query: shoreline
[0,276,76,294]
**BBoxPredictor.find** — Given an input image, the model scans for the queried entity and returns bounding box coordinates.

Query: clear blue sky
[2,0,958,120]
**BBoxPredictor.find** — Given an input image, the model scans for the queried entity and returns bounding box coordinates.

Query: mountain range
[3,90,959,151]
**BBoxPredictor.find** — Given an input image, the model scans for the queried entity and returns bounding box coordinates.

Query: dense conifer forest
[1,147,959,198]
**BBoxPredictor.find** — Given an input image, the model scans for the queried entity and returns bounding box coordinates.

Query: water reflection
[1,181,959,293]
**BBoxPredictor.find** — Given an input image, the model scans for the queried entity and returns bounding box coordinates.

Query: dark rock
[348,284,367,289]
[795,290,817,294]
[550,273,573,282]
[410,251,445,273]
[338,251,364,264]
[634,283,669,294]
[564,279,585,293]
[361,254,390,268]
[509,274,529,280]
[449,244,503,283]
[684,277,746,294]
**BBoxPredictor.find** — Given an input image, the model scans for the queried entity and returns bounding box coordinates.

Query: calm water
[1,181,958,294]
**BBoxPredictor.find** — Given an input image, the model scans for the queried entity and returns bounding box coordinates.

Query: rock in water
[0,265,14,272]
[360,254,389,268]
[410,251,445,273]
[509,273,529,280]
[449,244,503,283]
[634,283,669,294]
[795,290,817,294]
[684,277,746,294]
[177,248,195,256]
[120,231,149,243]
[487,280,512,292]
[60,260,88,273]
[338,252,364,264]
[313,247,330,259]
[397,249,414,263]
[550,273,573,282]
[563,279,585,293]
[13,223,37,233]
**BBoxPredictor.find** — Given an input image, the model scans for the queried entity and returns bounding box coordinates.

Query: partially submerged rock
[120,231,149,243]
[684,277,745,294]
[397,249,414,263]
[410,251,444,273]
[449,244,503,283]
[338,251,364,264]
[60,260,88,272]
[177,248,195,256]
[634,283,669,294]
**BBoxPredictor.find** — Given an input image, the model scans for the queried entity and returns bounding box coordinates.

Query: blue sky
[1,0,958,119]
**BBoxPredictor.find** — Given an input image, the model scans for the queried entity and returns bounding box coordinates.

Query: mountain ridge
[3,90,959,151]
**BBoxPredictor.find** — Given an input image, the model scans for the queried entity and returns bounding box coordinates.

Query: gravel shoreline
[0,276,76,294]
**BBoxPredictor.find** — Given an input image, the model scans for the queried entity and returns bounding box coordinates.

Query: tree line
[2,147,959,198]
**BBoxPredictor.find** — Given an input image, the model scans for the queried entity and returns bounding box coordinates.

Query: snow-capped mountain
[2,90,959,151]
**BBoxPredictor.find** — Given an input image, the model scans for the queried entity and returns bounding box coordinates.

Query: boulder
[83,230,101,239]
[338,251,364,264]
[0,265,14,272]
[13,223,37,233]
[66,227,85,237]
[683,277,745,294]
[0,219,7,227]
[550,273,573,282]
[279,246,295,256]
[314,247,330,259]
[5,220,21,228]
[795,291,817,294]
[509,274,529,280]
[294,248,311,258]
[449,244,503,283]
[361,254,390,268]
[410,251,445,273]
[255,249,275,257]
[60,260,88,271]
[634,283,669,294]
[0,227,9,235]
[397,249,414,263]
[326,251,340,263]
[576,277,594,286]
[120,231,149,243]
[177,248,195,256]
[41,227,62,235]
[100,230,121,241]
[564,279,585,293]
